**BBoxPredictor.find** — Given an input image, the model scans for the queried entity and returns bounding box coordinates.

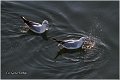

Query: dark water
[1,1,119,79]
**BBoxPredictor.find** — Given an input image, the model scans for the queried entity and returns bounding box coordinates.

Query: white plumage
[59,37,86,49]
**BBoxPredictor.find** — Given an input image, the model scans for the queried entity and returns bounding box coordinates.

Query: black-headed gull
[21,16,49,34]
[52,37,95,50]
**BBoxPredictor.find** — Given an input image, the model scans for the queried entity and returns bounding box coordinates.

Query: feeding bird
[20,16,49,34]
[52,37,95,50]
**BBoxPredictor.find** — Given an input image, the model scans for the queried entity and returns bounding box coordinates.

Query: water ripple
[1,1,117,79]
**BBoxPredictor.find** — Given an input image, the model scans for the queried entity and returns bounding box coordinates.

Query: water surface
[1,1,119,79]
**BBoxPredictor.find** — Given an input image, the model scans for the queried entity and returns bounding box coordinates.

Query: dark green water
[1,1,119,79]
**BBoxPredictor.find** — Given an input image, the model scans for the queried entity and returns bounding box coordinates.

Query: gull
[21,16,49,34]
[52,37,95,50]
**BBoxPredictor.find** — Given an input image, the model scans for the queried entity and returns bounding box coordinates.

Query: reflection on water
[1,1,119,79]
[54,48,85,60]
[23,30,49,40]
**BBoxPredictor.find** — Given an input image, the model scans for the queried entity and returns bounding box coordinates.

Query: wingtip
[20,16,28,23]
[21,16,26,20]
[51,37,64,44]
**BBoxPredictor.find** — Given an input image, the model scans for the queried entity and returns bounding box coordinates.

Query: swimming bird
[52,37,95,50]
[21,16,49,34]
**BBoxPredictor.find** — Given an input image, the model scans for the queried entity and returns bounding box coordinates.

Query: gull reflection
[54,47,86,60]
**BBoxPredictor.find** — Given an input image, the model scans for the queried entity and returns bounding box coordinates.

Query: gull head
[42,20,49,25]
